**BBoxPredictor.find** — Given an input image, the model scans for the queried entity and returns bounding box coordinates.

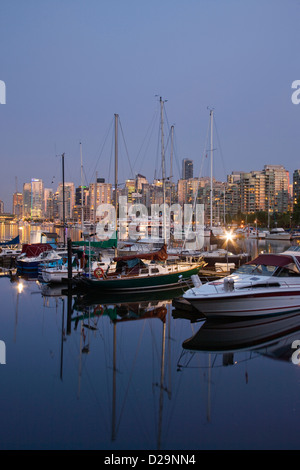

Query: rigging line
[119,118,135,180]
[161,100,171,178]
[182,115,210,249]
[115,319,147,437]
[171,128,182,181]
[107,123,115,185]
[89,117,114,184]
[132,107,159,171]
[213,115,228,180]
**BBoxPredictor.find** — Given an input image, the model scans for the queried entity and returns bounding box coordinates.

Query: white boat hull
[265,234,291,240]
[41,268,83,284]
[187,288,300,319]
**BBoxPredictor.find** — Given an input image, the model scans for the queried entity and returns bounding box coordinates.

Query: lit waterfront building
[226,165,289,216]
[22,183,31,218]
[57,182,75,221]
[293,169,300,206]
[264,165,289,214]
[89,179,112,221]
[239,171,266,214]
[182,159,193,180]
[30,178,44,219]
[135,174,148,192]
[44,188,54,220]
[13,192,23,218]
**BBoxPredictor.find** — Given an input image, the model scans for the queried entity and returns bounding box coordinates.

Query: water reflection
[3,238,300,449]
[38,284,178,449]
[178,311,300,369]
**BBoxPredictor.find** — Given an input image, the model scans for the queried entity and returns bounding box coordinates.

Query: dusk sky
[0,0,299,211]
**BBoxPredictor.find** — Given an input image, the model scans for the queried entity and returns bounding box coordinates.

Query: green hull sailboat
[73,243,203,293]
[73,262,202,293]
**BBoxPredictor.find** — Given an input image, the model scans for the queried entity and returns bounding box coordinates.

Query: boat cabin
[235,253,300,277]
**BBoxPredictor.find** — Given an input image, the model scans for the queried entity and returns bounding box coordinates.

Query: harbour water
[0,224,299,450]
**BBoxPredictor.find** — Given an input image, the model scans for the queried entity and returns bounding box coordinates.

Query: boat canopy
[246,253,300,267]
[113,244,168,262]
[116,258,147,269]
[72,232,117,249]
[21,243,53,257]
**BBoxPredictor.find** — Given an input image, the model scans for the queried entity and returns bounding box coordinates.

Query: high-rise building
[264,165,289,214]
[31,178,44,219]
[44,188,54,220]
[89,179,112,221]
[124,179,136,204]
[135,174,148,192]
[23,183,31,218]
[293,169,300,206]
[57,182,75,221]
[239,171,266,214]
[225,166,289,216]
[13,192,23,218]
[182,159,193,180]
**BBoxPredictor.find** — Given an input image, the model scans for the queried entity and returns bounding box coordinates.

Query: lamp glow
[17,282,24,294]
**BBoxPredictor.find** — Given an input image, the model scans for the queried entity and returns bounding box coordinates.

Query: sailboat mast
[114,114,119,256]
[160,97,167,243]
[62,153,66,246]
[210,109,213,230]
[80,142,84,236]
[170,125,174,205]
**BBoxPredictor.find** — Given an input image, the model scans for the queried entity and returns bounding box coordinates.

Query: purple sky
[0,0,299,211]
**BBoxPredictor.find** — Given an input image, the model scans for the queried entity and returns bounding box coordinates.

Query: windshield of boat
[234,263,277,276]
[273,263,300,277]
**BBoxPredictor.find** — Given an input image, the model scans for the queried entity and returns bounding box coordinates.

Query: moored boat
[265,227,291,240]
[183,250,300,319]
[40,261,84,284]
[72,244,203,293]
[16,243,63,273]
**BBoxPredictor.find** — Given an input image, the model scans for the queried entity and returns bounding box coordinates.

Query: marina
[1,0,300,453]
[0,222,299,449]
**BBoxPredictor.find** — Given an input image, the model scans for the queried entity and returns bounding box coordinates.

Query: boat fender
[224,277,234,292]
[191,274,202,288]
[94,267,105,279]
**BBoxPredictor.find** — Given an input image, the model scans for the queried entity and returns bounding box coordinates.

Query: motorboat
[199,248,250,268]
[235,226,268,239]
[40,260,84,284]
[265,227,291,240]
[16,243,65,273]
[183,249,300,319]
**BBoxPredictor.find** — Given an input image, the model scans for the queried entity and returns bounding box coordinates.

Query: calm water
[0,233,300,450]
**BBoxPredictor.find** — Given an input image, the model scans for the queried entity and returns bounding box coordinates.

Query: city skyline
[2,161,296,226]
[1,1,300,212]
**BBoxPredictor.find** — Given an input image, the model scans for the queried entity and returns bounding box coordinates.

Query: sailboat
[73,110,203,293]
